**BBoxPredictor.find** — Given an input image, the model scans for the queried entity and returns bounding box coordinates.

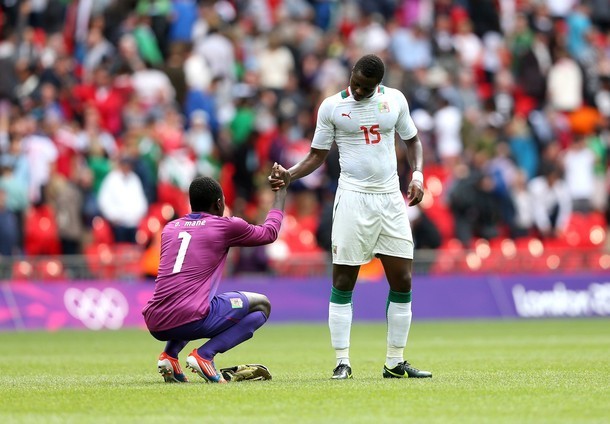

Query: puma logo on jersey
[341,112,352,119]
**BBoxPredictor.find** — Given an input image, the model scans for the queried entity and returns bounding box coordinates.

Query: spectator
[110,34,146,75]
[169,0,198,44]
[47,172,84,255]
[186,110,220,179]
[157,147,197,193]
[547,47,583,112]
[0,155,28,251]
[131,61,176,110]
[257,31,295,91]
[453,19,483,69]
[516,26,552,106]
[136,0,172,57]
[506,115,539,180]
[133,14,165,67]
[194,26,235,82]
[162,43,188,108]
[14,59,40,110]
[390,23,432,71]
[74,67,126,137]
[562,134,596,212]
[82,27,115,75]
[21,115,58,205]
[510,169,534,238]
[566,3,593,63]
[98,155,148,243]
[0,0,606,268]
[528,161,572,239]
[0,187,18,256]
[448,160,500,247]
[76,106,118,158]
[586,127,609,212]
[433,96,463,167]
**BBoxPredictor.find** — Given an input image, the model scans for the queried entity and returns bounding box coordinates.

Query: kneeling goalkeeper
[142,170,289,383]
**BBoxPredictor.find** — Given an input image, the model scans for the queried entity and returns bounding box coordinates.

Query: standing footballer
[270,54,432,380]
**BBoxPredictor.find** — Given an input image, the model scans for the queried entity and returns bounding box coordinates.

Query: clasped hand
[268,162,291,191]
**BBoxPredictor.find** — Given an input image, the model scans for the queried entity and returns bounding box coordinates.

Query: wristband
[411,170,424,185]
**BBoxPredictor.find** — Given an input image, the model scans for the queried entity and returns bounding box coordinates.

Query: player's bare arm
[404,134,424,206]
[268,148,329,191]
[288,148,329,180]
[270,162,290,210]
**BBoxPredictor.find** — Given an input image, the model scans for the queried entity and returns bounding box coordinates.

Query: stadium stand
[0,0,608,280]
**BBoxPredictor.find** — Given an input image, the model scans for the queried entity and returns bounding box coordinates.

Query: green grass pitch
[1,319,609,423]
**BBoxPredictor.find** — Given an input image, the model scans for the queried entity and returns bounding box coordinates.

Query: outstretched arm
[404,135,424,206]
[269,148,329,191]
[270,162,290,210]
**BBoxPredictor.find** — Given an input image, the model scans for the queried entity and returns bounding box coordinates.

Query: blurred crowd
[0,0,609,270]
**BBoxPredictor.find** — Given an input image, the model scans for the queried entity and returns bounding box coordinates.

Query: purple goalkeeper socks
[197,311,268,360]
[164,340,189,359]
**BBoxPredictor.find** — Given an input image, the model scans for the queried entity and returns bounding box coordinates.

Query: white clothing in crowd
[547,56,583,112]
[433,104,463,160]
[562,142,596,206]
[98,167,148,228]
[528,175,572,234]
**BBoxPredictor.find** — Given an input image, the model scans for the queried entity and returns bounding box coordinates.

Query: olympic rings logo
[64,287,129,330]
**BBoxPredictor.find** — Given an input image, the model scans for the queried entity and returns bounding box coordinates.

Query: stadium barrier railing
[0,244,608,281]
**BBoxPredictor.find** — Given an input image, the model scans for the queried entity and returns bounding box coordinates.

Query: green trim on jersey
[341,90,349,99]
[379,86,385,94]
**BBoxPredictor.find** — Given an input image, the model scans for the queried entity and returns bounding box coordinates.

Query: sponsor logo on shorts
[332,245,337,255]
[230,298,244,308]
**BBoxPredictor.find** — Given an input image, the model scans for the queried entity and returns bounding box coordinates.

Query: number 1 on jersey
[360,125,380,144]
[173,231,192,273]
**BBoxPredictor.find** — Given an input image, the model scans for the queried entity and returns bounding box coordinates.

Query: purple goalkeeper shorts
[150,291,250,341]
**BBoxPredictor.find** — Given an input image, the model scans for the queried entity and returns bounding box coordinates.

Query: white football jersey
[311,85,417,193]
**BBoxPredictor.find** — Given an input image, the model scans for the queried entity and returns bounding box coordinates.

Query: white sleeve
[311,97,335,150]
[394,90,418,140]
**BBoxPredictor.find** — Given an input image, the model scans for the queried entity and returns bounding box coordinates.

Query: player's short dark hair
[189,176,223,212]
[353,54,385,82]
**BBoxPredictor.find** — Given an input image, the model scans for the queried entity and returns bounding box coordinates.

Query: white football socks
[386,301,412,369]
[329,302,352,367]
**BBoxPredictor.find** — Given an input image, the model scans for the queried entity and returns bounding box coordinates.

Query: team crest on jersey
[378,102,390,113]
[230,298,244,309]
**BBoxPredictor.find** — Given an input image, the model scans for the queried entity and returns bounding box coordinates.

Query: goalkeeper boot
[186,349,227,384]
[157,352,188,383]
[220,364,272,382]
[383,361,432,378]
[331,363,353,380]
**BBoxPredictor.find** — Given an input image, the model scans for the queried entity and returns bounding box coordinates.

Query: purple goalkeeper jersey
[142,209,284,332]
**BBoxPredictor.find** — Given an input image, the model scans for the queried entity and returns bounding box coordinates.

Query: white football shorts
[331,188,414,265]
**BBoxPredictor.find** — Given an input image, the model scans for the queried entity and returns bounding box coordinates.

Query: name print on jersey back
[183,220,207,227]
